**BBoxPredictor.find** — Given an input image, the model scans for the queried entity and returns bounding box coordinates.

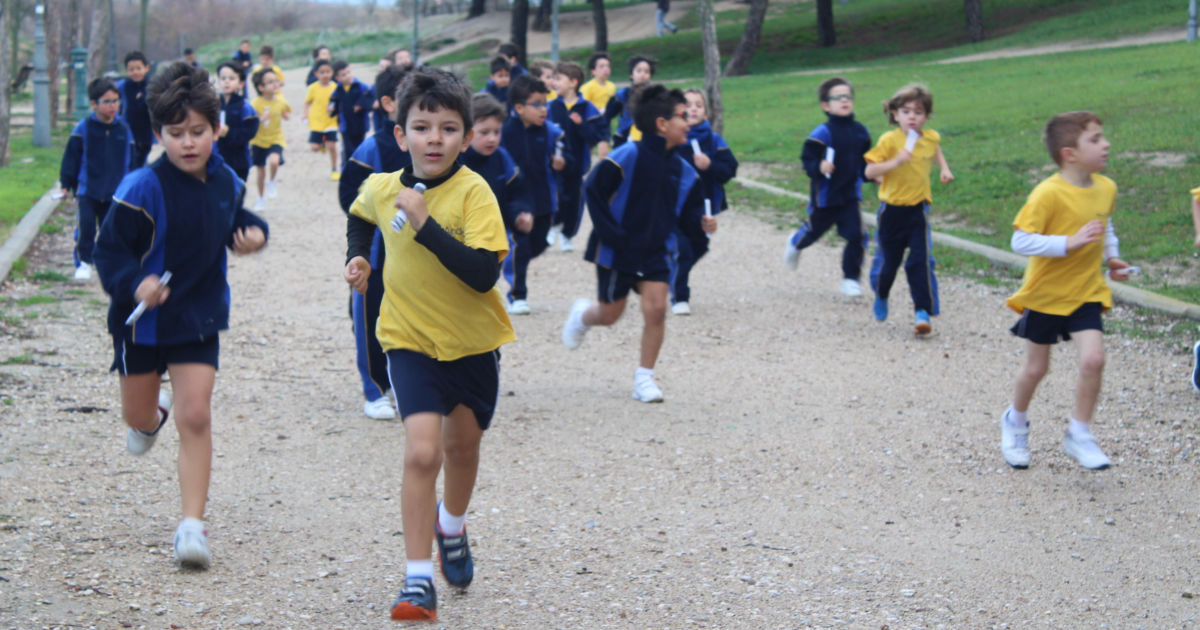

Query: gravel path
[2,64,1198,629]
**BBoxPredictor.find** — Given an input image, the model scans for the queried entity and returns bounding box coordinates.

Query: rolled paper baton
[219,110,226,130]
[690,139,701,155]
[824,147,835,179]
[904,128,920,152]
[704,198,713,240]
[391,182,426,233]
[555,140,564,160]
[125,270,172,326]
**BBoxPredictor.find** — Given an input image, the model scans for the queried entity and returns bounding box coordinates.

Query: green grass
[0,125,70,243]
[15,295,58,307]
[30,270,69,283]
[1,354,32,366]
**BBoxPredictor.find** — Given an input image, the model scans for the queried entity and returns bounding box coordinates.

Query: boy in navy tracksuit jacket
[464,94,533,237]
[60,77,135,280]
[561,85,716,403]
[337,65,412,421]
[93,62,268,570]
[329,60,373,169]
[481,56,512,106]
[669,88,739,313]
[500,74,565,315]
[784,77,873,298]
[118,52,154,168]
[546,61,607,252]
[215,61,260,181]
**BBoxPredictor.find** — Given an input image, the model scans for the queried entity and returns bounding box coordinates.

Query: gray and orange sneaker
[390,577,437,621]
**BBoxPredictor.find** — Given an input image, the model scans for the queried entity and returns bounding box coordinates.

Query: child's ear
[655,116,669,136]
[394,124,408,152]
[1061,146,1077,164]
[460,129,474,153]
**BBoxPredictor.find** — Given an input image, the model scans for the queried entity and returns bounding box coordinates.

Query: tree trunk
[510,0,528,67]
[816,0,835,47]
[591,0,607,53]
[64,0,79,119]
[46,0,61,129]
[467,0,485,19]
[723,0,767,77]
[698,0,723,134]
[533,0,551,32]
[139,0,148,52]
[86,1,108,80]
[8,0,21,81]
[964,0,983,43]
[0,1,10,167]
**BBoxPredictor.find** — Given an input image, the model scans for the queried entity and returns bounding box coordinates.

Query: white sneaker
[783,238,800,270]
[266,180,278,199]
[840,278,863,297]
[363,394,397,420]
[253,197,266,212]
[562,298,591,350]
[73,263,93,281]
[507,299,531,315]
[126,389,171,456]
[1062,429,1111,470]
[547,225,561,247]
[632,374,664,403]
[560,236,575,252]
[174,518,211,569]
[671,301,691,316]
[999,408,1030,469]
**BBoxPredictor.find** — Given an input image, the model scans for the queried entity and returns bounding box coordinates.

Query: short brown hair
[1044,110,1103,166]
[818,77,851,102]
[147,62,220,133]
[471,93,506,125]
[883,83,933,125]
[529,59,555,77]
[555,61,585,90]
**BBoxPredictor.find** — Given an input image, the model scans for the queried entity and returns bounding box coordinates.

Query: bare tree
[590,0,607,53]
[510,0,528,67]
[138,0,148,51]
[533,0,551,32]
[964,0,983,43]
[0,0,9,167]
[698,0,723,134]
[816,0,835,47]
[467,0,486,19]
[86,0,108,79]
[46,0,61,128]
[723,0,767,77]
[64,0,80,119]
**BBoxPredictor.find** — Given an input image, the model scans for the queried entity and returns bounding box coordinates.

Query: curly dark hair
[395,66,473,130]
[146,62,220,133]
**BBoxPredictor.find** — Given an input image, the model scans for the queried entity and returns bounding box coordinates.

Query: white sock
[406,559,434,581]
[1007,406,1028,427]
[635,366,654,380]
[438,503,466,536]
[1068,417,1091,439]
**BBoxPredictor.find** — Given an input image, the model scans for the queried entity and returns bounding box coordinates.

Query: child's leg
[256,165,266,196]
[584,297,627,327]
[559,173,584,238]
[267,153,280,182]
[672,232,708,304]
[790,205,838,253]
[902,205,936,313]
[166,362,216,520]
[327,139,339,171]
[75,197,99,265]
[120,371,165,433]
[870,206,907,299]
[834,203,865,281]
[342,133,363,168]
[1013,340,1051,413]
[400,411,443,563]
[440,404,484,519]
[508,215,551,301]
[637,280,670,369]
[1070,329,1105,424]
[309,143,322,153]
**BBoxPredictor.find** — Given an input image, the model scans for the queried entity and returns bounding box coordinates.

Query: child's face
[660,102,689,150]
[240,42,251,53]
[336,67,354,86]
[396,105,472,179]
[317,48,331,61]
[538,68,555,89]
[394,50,412,66]
[684,92,707,126]
[592,58,611,81]
[217,66,242,96]
[471,116,504,156]
[515,92,547,127]
[126,60,148,82]
[491,69,510,89]
[894,100,928,132]
[316,65,333,84]
[258,72,280,97]
[259,54,274,67]
[378,57,393,71]
[157,108,214,179]
[1067,121,1110,173]
[91,89,120,123]
[821,84,854,117]
[630,61,652,84]
[555,72,578,96]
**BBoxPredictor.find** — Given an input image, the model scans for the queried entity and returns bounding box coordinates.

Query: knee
[173,401,212,436]
[405,441,443,473]
[1020,360,1049,383]
[443,437,480,465]
[643,301,667,325]
[1079,350,1105,376]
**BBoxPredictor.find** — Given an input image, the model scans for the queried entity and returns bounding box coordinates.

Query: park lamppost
[412,0,420,65]
[32,3,50,147]
[1189,0,1197,42]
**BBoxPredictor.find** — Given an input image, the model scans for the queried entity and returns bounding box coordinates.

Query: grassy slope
[0,126,70,245]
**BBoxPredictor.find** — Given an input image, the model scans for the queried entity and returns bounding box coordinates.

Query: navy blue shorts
[110,335,220,375]
[1010,302,1103,345]
[308,130,337,144]
[386,349,501,430]
[251,145,285,167]
[595,266,670,304]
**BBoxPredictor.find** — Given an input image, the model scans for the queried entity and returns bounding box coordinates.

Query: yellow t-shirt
[1006,172,1117,315]
[864,127,941,206]
[1190,185,1200,202]
[305,81,338,132]
[251,64,285,85]
[349,168,516,360]
[580,79,616,113]
[250,95,290,148]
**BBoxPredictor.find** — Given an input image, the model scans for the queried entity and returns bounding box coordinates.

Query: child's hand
[515,212,534,233]
[552,155,566,171]
[354,105,362,113]
[345,256,371,294]
[819,159,834,176]
[693,152,712,171]
[597,141,610,159]
[1066,219,1104,251]
[701,215,717,234]
[134,274,171,308]
[940,168,955,185]
[218,125,229,138]
[232,226,266,254]
[1107,258,1134,281]
[569,112,583,125]
[895,149,913,165]
[395,188,429,229]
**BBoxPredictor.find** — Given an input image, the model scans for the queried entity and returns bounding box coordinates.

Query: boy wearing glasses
[500,74,565,315]
[60,77,135,281]
[784,77,873,298]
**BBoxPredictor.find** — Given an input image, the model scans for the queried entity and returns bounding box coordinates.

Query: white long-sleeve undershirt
[1011,219,1118,260]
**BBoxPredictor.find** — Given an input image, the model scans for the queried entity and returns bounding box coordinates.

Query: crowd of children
[57,28,1196,625]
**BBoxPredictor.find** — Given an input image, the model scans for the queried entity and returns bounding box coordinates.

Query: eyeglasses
[825,94,853,102]
[97,98,121,106]
[521,101,547,109]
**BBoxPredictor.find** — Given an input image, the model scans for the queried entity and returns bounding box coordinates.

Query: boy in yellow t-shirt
[248,68,291,211]
[303,59,339,177]
[864,83,954,335]
[343,67,514,623]
[1191,186,1200,393]
[1001,110,1135,471]
[581,51,617,158]
[251,45,285,87]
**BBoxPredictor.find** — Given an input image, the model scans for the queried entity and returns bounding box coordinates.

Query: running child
[304,59,340,178]
[481,56,511,105]
[864,83,954,335]
[547,61,606,253]
[329,60,373,172]
[610,54,656,147]
[216,61,260,182]
[118,51,154,168]
[343,67,515,621]
[463,93,533,247]
[529,59,557,101]
[306,44,332,85]
[248,67,291,210]
[562,85,716,402]
[580,51,616,158]
[233,39,253,96]
[252,46,285,87]
[92,62,269,569]
[1000,110,1132,471]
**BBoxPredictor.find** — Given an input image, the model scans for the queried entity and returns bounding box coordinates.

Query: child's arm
[1103,219,1135,280]
[345,205,377,294]
[1010,220,1103,257]
[94,199,156,303]
[678,178,717,244]
[936,145,954,184]
[59,133,83,195]
[228,206,270,255]
[501,167,534,233]
[412,218,502,293]
[864,149,911,180]
[800,138,827,180]
[225,104,259,147]
[707,138,738,184]
[339,159,375,214]
[584,158,628,243]
[581,106,608,149]
[1192,194,1200,249]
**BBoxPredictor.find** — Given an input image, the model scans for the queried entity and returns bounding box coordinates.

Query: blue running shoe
[390,577,437,621]
[873,297,888,322]
[914,309,932,335]
[436,505,474,588]
[1192,341,1200,393]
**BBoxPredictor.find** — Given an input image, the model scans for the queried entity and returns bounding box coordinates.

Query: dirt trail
[1,61,1198,629]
